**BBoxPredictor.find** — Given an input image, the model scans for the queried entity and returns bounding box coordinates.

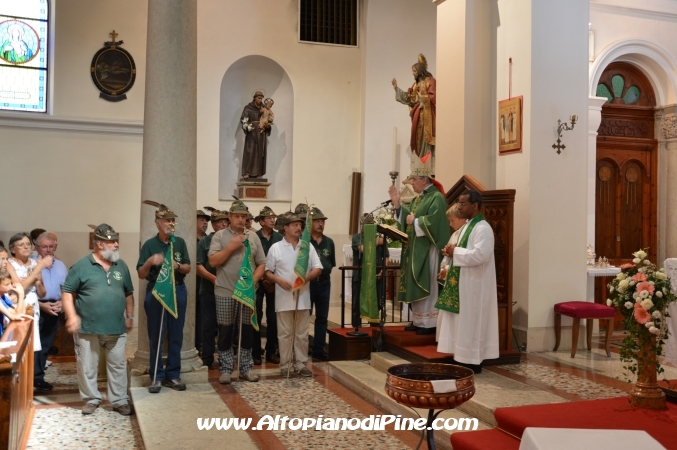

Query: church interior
[2,0,677,448]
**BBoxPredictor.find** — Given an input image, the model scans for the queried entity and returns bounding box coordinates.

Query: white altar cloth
[518,428,665,450]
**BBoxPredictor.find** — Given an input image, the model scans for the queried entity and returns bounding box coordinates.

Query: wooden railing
[0,320,35,450]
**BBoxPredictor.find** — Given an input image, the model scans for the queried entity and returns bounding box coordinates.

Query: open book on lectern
[377,224,409,244]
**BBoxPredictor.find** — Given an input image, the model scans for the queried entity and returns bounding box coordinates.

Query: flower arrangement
[607,249,676,381]
[373,205,401,248]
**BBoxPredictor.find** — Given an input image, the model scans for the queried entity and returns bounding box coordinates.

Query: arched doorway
[594,62,658,326]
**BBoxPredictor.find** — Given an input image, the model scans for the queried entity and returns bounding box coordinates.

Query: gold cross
[450,277,457,286]
[109,30,118,43]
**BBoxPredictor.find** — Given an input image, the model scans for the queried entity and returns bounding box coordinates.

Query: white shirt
[265,238,322,312]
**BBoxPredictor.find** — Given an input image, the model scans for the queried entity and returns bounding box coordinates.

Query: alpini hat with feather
[229,196,249,215]
[143,200,178,219]
[204,206,228,221]
[255,206,277,223]
[88,223,119,241]
[294,203,309,220]
[196,209,210,221]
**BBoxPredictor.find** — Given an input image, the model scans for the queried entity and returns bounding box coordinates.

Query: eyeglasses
[38,245,55,250]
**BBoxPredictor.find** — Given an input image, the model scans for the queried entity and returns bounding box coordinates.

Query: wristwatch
[126,316,134,320]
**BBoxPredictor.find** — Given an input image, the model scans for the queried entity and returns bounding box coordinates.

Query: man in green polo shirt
[308,206,336,361]
[137,202,191,393]
[196,207,229,368]
[253,206,282,365]
[62,224,134,416]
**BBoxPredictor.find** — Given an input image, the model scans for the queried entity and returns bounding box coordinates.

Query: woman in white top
[8,233,50,352]
[436,204,466,342]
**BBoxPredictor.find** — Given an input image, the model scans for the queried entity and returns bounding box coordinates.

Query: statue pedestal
[237,179,271,200]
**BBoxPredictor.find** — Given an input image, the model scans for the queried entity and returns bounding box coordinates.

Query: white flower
[645,322,654,328]
[616,273,627,280]
[655,272,667,280]
[610,287,615,293]
[663,287,668,294]
[625,302,634,309]
[638,267,646,273]
[640,290,649,299]
[629,280,636,286]
[606,299,612,306]
[633,292,639,299]
[649,281,655,285]
[633,250,647,260]
[649,326,659,335]
[652,311,661,319]
[641,299,654,310]
[633,258,641,264]
[619,280,630,290]
[656,291,663,298]
[644,260,651,265]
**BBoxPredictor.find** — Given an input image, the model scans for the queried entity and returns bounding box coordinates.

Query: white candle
[392,127,398,171]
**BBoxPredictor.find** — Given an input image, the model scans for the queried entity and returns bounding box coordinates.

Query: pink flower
[634,303,651,324]
[621,263,634,269]
[636,281,655,295]
[632,273,647,282]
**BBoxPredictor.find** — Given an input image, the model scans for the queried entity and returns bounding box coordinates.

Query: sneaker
[219,372,231,384]
[266,353,280,364]
[280,368,294,377]
[240,372,259,382]
[113,404,133,416]
[162,378,187,391]
[82,402,98,415]
[148,380,162,394]
[34,380,53,392]
[297,367,313,377]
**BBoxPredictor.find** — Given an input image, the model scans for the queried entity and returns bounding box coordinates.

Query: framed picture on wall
[498,96,522,154]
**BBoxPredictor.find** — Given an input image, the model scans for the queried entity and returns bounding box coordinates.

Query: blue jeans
[145,282,187,381]
[310,279,331,355]
[200,292,217,366]
[34,309,60,382]
[253,285,277,358]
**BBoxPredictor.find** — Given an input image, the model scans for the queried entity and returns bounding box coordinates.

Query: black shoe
[415,327,436,335]
[266,353,280,364]
[253,357,262,365]
[404,324,419,332]
[148,380,162,393]
[34,380,53,392]
[162,378,186,391]
[312,352,329,361]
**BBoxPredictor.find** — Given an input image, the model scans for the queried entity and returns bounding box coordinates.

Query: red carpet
[452,396,677,450]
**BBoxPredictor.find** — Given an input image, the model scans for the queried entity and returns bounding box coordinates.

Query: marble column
[131,0,203,377]
[657,106,677,262]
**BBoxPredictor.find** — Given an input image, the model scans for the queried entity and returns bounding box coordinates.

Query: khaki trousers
[277,310,309,371]
[74,333,129,407]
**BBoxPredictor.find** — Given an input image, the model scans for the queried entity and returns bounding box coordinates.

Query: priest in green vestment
[388,159,450,335]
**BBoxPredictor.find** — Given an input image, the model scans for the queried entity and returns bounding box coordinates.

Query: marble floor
[27,334,677,449]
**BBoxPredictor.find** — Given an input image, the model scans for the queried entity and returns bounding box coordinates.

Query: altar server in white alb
[435,189,499,373]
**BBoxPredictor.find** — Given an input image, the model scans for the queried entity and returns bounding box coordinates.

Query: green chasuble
[398,184,451,303]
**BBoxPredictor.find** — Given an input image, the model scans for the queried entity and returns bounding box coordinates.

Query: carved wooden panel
[446,175,515,352]
[598,118,650,138]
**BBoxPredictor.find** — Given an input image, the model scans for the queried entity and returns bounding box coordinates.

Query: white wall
[361,0,437,212]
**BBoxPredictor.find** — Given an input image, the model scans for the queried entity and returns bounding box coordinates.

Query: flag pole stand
[152,309,165,385]
[287,290,300,380]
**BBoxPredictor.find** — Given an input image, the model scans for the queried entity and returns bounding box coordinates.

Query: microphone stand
[347,213,370,337]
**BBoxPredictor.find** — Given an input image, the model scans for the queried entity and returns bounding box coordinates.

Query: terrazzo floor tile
[497,361,626,399]
[537,347,677,381]
[233,378,411,450]
[27,406,144,450]
[43,361,107,391]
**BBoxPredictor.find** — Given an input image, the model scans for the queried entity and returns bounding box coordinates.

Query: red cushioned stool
[553,301,615,358]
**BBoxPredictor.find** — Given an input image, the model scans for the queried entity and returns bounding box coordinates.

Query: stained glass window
[0,0,48,112]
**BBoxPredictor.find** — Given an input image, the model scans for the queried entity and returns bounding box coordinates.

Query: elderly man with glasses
[33,232,68,391]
